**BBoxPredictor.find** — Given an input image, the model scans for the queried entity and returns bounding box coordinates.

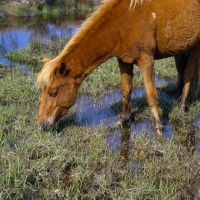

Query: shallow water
[74,76,175,128]
[0,17,79,67]
[73,86,200,154]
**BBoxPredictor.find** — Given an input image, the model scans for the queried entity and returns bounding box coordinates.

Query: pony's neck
[57,0,129,82]
[63,31,114,81]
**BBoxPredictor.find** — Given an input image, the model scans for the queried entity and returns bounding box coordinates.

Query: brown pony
[37,0,200,135]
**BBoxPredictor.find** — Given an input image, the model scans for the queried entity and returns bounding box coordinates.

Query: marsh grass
[1,37,200,199]
[155,57,177,79]
[14,5,38,17]
[6,37,71,70]
[41,5,63,19]
[1,0,98,18]
[131,133,200,199]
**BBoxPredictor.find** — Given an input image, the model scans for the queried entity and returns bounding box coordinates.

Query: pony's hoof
[155,122,164,137]
[156,129,163,137]
[155,128,164,143]
[117,118,131,126]
[179,106,185,112]
[117,119,123,125]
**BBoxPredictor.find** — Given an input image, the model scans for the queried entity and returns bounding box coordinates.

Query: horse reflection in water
[174,124,196,153]
[37,0,200,136]
[120,123,131,159]
[119,123,196,160]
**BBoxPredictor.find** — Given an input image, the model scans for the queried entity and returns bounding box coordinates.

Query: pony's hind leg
[117,59,133,125]
[180,45,200,111]
[137,54,163,136]
[174,54,187,99]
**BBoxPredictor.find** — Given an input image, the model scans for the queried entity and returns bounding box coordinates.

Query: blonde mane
[130,0,147,8]
[37,0,148,89]
[37,58,59,89]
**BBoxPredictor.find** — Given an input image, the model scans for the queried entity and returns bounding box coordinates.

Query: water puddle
[0,18,79,68]
[73,86,200,156]
[74,76,175,127]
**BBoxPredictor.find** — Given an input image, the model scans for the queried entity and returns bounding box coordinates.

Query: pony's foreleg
[180,46,200,111]
[117,59,133,125]
[174,54,187,99]
[138,54,163,136]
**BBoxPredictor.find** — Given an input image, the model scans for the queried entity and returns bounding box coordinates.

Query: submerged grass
[1,36,200,199]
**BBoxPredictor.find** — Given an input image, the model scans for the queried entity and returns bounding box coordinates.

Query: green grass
[1,74,200,198]
[14,5,38,17]
[155,57,177,79]
[131,134,200,199]
[0,6,5,12]
[41,5,61,18]
[1,0,98,19]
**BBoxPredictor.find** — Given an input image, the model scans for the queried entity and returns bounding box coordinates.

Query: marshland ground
[0,0,100,18]
[1,1,200,199]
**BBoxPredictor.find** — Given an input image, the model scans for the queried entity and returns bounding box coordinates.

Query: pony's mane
[61,0,147,57]
[37,58,59,89]
[130,0,146,8]
[37,0,148,89]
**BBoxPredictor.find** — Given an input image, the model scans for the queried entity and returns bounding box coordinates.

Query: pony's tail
[190,55,200,98]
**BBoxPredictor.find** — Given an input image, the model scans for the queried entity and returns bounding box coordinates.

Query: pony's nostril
[38,122,46,131]
[38,122,51,131]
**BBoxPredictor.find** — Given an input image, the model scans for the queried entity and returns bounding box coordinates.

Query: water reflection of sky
[0,23,78,65]
[0,29,31,53]
[73,87,200,153]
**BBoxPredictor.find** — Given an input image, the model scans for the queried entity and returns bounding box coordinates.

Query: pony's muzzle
[38,122,52,131]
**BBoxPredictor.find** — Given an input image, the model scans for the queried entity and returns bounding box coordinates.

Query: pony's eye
[49,92,58,97]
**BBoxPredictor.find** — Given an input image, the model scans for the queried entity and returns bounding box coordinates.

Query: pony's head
[37,56,79,131]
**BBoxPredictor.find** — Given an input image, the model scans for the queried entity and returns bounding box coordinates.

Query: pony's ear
[58,61,70,77]
[43,56,51,63]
